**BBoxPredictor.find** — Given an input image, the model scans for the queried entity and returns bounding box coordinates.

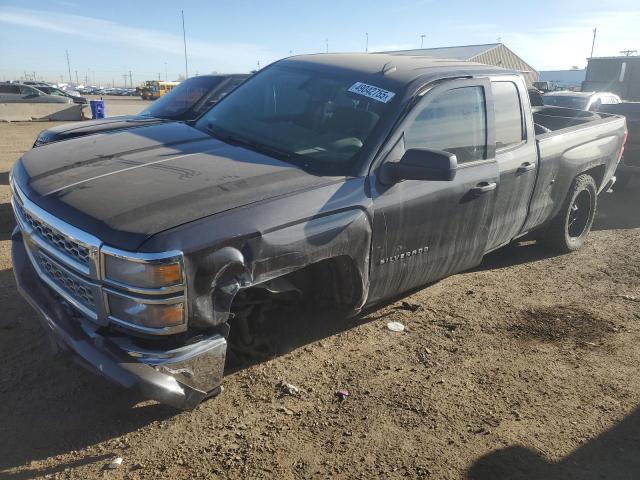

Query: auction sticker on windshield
[348,82,396,103]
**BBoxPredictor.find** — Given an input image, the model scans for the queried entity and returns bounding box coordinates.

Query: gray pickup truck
[10,54,626,409]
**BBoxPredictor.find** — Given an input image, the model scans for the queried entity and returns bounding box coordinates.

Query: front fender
[189,208,372,327]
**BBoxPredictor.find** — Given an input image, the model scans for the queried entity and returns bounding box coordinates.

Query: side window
[0,84,20,94]
[492,81,524,149]
[405,86,487,164]
[19,85,39,96]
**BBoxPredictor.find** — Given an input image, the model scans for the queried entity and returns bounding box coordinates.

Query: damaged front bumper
[12,229,227,409]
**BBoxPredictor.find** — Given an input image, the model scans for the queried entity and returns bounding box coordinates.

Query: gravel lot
[0,122,639,480]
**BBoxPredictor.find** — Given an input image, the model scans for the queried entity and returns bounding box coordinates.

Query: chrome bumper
[12,228,226,409]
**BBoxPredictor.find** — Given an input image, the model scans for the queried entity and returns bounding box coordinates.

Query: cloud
[0,7,281,71]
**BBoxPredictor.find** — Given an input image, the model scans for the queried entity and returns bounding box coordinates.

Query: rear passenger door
[485,78,538,251]
[368,79,499,303]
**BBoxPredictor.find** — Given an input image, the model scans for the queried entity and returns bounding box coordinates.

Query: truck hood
[36,115,167,144]
[15,122,342,250]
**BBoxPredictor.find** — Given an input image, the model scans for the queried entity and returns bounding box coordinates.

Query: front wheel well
[238,255,365,313]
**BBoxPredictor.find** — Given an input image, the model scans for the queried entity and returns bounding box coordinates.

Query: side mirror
[380,148,458,184]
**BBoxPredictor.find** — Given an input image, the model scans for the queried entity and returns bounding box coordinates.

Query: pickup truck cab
[10,54,626,409]
[32,74,248,147]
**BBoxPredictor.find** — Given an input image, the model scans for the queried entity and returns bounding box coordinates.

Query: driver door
[367,78,499,304]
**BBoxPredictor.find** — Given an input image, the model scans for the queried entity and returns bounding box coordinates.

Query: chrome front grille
[11,179,187,335]
[15,201,91,266]
[35,251,96,308]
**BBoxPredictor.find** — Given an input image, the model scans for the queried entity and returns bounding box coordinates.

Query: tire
[542,174,597,253]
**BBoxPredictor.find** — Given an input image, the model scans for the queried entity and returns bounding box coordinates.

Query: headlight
[101,248,187,333]
[103,252,183,289]
[107,293,185,329]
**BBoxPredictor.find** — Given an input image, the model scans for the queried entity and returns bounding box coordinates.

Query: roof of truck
[282,53,515,86]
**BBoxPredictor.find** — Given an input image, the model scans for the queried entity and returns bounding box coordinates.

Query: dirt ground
[0,122,639,480]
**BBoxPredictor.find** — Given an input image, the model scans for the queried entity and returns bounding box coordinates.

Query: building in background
[383,43,539,85]
[582,56,640,101]
[539,69,586,91]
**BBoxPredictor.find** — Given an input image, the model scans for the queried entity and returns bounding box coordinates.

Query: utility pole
[65,49,72,84]
[420,34,425,48]
[181,10,189,78]
[365,32,369,53]
[325,38,329,53]
[590,28,597,58]
[164,62,168,81]
[123,74,128,88]
[74,70,79,85]
[620,49,638,56]
[129,70,133,88]
[289,50,293,56]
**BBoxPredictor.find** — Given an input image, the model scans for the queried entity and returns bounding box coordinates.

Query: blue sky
[1,0,639,86]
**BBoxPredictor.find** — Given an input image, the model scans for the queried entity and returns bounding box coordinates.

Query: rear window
[492,82,524,149]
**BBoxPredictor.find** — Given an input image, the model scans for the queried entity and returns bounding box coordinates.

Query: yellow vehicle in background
[137,80,180,100]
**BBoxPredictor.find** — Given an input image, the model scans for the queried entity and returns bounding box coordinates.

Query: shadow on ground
[467,406,640,480]
[0,171,9,186]
[593,175,640,231]
[1,201,16,241]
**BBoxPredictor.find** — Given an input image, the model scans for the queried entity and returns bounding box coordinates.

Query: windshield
[140,76,224,119]
[38,87,66,96]
[543,95,589,109]
[195,65,397,172]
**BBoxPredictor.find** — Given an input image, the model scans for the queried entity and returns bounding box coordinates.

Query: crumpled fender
[189,209,372,327]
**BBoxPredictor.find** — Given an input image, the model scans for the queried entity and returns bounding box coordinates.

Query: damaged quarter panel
[141,177,372,328]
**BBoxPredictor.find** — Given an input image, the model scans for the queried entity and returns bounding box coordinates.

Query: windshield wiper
[205,124,292,160]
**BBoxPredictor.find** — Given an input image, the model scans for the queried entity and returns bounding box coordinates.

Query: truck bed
[532,106,602,132]
[522,108,626,232]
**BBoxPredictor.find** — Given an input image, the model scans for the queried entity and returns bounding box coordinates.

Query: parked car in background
[32,74,249,146]
[0,83,73,104]
[532,81,558,93]
[33,85,88,104]
[528,87,544,107]
[543,91,621,111]
[11,54,625,408]
[597,102,640,189]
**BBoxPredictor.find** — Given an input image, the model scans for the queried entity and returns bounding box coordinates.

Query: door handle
[517,161,536,173]
[470,182,497,194]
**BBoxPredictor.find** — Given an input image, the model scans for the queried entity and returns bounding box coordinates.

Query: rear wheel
[542,174,597,253]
